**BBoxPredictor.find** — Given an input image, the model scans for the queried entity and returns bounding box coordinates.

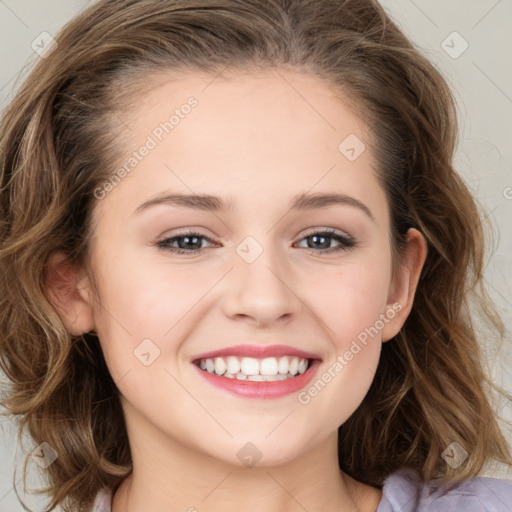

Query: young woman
[1,1,511,511]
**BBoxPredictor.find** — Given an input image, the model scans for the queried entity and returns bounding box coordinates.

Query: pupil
[311,235,329,249]
[180,236,199,249]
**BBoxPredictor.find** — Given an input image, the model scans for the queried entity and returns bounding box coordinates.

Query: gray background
[0,0,511,510]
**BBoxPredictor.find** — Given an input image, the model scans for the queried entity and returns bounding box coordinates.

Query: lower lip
[192,359,321,399]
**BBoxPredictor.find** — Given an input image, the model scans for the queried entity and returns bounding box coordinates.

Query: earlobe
[45,251,96,336]
[381,228,428,342]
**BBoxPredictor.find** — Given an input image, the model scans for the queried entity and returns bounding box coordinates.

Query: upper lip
[192,344,321,361]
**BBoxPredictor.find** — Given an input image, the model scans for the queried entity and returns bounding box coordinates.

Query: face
[57,69,425,468]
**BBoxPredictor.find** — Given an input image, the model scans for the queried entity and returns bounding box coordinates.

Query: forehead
[92,68,385,225]
[119,68,371,157]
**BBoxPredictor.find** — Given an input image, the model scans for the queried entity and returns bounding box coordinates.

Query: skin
[47,69,427,512]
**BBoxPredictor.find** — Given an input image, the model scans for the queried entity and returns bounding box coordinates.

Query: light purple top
[375,468,512,512]
[90,468,512,511]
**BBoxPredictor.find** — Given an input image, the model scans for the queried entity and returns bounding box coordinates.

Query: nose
[221,241,303,328]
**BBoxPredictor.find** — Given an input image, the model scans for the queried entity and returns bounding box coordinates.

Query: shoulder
[89,486,113,512]
[376,467,512,512]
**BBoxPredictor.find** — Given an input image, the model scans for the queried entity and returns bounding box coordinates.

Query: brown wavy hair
[1,0,511,510]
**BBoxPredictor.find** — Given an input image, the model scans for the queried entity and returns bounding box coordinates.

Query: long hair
[1,1,511,510]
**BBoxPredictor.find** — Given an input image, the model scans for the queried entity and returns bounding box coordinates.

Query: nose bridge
[221,233,301,326]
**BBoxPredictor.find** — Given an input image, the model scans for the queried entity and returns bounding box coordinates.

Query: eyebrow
[133,191,374,221]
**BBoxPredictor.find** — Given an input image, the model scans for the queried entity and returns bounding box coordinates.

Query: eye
[294,229,356,254]
[155,229,217,255]
[155,228,357,255]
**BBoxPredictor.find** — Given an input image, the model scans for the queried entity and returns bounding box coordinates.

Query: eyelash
[155,228,357,255]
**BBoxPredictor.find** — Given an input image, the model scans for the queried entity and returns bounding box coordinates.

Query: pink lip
[193,359,322,399]
[192,344,321,361]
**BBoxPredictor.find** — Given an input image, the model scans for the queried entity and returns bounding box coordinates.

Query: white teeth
[240,357,260,376]
[214,357,227,375]
[206,359,215,373]
[226,356,240,375]
[196,355,311,381]
[278,357,289,374]
[260,357,278,376]
[247,375,265,381]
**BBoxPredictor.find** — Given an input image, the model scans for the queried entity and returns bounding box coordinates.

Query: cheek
[298,268,387,429]
[91,254,213,371]
[306,257,391,345]
[295,255,390,417]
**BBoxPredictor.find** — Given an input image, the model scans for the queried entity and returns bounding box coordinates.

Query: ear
[381,228,428,342]
[45,251,96,336]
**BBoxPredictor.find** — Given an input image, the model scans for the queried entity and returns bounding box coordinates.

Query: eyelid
[156,226,353,241]
[300,226,352,239]
[155,226,357,255]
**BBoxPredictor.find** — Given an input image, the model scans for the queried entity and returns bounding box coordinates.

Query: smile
[191,345,322,399]
[195,355,310,381]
